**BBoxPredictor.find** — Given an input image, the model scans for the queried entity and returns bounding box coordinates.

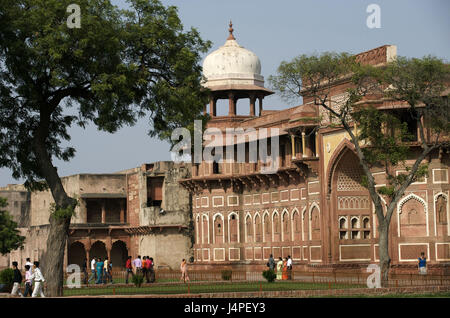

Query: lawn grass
[63,280,364,297]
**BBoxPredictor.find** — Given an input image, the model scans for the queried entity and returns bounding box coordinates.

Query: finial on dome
[227,20,236,40]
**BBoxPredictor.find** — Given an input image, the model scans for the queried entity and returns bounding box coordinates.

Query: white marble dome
[202,24,265,89]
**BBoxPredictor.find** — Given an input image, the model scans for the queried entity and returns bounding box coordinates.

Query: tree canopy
[0,0,211,191]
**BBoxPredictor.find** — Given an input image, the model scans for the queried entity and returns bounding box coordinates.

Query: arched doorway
[331,147,372,262]
[68,241,86,268]
[90,241,107,261]
[110,240,128,269]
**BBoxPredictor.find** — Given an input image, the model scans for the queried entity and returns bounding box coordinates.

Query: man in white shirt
[287,255,293,280]
[25,258,33,268]
[88,256,96,284]
[30,261,45,298]
[133,255,142,274]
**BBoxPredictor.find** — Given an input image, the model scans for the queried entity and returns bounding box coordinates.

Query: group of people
[267,254,293,280]
[10,258,45,298]
[125,255,156,284]
[87,256,114,284]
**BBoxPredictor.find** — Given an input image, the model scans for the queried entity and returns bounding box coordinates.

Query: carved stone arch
[272,209,281,242]
[309,202,321,241]
[281,208,290,242]
[434,192,449,237]
[301,206,308,242]
[201,213,210,244]
[291,207,301,241]
[326,138,357,195]
[397,193,428,238]
[213,212,225,244]
[245,212,253,243]
[68,241,86,268]
[254,212,262,242]
[262,210,271,242]
[228,211,240,243]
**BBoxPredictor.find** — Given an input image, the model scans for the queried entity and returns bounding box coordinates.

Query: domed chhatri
[202,21,263,88]
[202,21,273,117]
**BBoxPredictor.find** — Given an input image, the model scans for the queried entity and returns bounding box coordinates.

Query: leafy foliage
[0,0,211,190]
[131,273,144,287]
[0,268,14,285]
[0,197,25,255]
[262,269,276,283]
[221,270,232,281]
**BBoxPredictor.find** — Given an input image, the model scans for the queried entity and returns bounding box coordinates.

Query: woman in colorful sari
[276,257,283,280]
[282,258,288,280]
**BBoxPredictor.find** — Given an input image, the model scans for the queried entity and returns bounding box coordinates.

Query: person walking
[82,258,88,285]
[282,257,288,280]
[180,259,190,283]
[95,257,104,284]
[142,256,148,283]
[23,264,33,297]
[30,261,45,298]
[276,257,283,280]
[287,255,293,280]
[103,257,112,284]
[10,261,23,297]
[148,257,155,283]
[133,255,142,275]
[88,256,96,284]
[267,254,275,271]
[125,256,133,284]
[418,252,427,275]
[25,258,33,268]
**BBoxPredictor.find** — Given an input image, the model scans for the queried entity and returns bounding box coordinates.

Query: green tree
[0,0,210,296]
[0,197,26,255]
[269,53,450,285]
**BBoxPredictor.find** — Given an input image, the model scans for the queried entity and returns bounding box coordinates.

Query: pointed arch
[326,138,357,195]
[397,193,428,238]
[245,212,253,243]
[281,208,290,242]
[309,202,321,241]
[272,209,281,242]
[201,213,210,244]
[291,207,301,241]
[301,206,308,242]
[228,212,240,243]
[434,192,449,237]
[254,212,262,243]
[262,210,271,242]
[212,213,225,244]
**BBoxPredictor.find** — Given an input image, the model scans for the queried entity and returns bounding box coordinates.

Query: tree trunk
[378,221,391,287]
[33,121,77,297]
[41,215,71,296]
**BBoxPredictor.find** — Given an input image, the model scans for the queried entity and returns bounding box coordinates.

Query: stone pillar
[249,94,256,116]
[120,200,125,223]
[258,96,263,116]
[210,97,217,117]
[106,237,112,261]
[228,92,236,116]
[290,135,296,159]
[101,199,106,224]
[315,131,319,158]
[301,131,306,158]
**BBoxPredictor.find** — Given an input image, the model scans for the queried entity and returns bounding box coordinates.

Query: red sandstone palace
[180,25,450,273]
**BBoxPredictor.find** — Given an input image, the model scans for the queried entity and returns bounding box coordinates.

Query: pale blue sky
[1,0,449,186]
